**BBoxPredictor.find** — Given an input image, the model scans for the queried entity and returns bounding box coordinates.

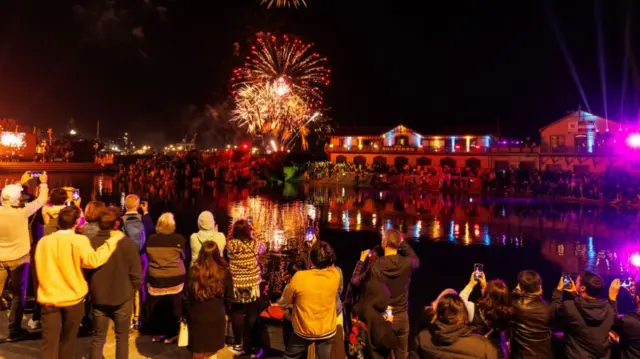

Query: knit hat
[198,211,215,230]
[1,184,23,206]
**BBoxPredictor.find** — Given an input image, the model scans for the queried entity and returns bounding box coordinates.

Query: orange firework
[259,0,307,9]
[232,32,330,109]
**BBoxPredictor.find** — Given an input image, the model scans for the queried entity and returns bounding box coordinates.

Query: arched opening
[354,155,366,166]
[394,156,409,169]
[465,158,481,169]
[373,156,387,165]
[440,157,456,169]
[336,155,347,164]
[417,157,432,166]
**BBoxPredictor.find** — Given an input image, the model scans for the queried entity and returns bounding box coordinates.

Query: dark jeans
[41,301,84,359]
[29,250,41,322]
[283,332,334,359]
[147,292,182,337]
[392,310,410,359]
[0,254,30,336]
[230,301,258,352]
[133,254,148,325]
[91,300,133,359]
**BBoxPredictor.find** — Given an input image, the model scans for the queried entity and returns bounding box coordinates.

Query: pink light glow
[627,133,640,148]
[631,253,640,268]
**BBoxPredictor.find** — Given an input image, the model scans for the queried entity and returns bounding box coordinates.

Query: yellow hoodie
[281,266,340,340]
[35,230,123,307]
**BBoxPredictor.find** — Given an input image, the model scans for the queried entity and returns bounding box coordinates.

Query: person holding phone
[0,171,49,342]
[459,268,512,357]
[611,278,640,359]
[42,188,68,235]
[551,271,617,359]
[364,229,420,359]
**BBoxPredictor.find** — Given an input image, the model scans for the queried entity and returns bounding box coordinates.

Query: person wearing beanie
[190,211,225,265]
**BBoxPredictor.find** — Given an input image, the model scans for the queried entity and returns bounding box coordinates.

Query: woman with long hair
[415,293,499,358]
[145,212,187,343]
[186,241,233,359]
[227,219,261,356]
[460,273,513,357]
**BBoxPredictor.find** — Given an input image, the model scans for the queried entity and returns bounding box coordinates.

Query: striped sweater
[227,238,261,302]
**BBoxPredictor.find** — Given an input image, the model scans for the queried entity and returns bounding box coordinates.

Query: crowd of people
[3,170,640,359]
[109,152,640,208]
[484,167,640,203]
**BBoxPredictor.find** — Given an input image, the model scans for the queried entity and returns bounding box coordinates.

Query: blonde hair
[156,212,176,234]
[124,194,140,211]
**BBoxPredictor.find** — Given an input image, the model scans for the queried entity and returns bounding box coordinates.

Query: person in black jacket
[364,229,420,359]
[354,278,398,359]
[510,270,553,359]
[611,279,640,359]
[86,207,141,359]
[414,293,498,359]
[551,271,617,359]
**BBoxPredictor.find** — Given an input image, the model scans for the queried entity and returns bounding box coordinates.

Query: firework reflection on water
[229,196,315,252]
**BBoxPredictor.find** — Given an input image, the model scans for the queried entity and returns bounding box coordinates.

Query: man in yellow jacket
[35,205,124,359]
[281,241,341,359]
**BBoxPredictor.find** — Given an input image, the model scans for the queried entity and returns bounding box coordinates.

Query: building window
[395,135,408,146]
[550,135,565,148]
[339,139,345,147]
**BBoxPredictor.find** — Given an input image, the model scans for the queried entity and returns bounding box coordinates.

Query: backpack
[122,213,146,253]
[44,213,60,236]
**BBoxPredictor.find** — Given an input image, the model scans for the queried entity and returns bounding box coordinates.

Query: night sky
[0,0,638,146]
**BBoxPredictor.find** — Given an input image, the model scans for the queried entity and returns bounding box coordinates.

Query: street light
[69,129,77,136]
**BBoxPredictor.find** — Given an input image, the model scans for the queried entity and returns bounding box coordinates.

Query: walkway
[0,313,235,359]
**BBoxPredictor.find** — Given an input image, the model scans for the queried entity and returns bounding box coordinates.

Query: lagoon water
[4,172,640,333]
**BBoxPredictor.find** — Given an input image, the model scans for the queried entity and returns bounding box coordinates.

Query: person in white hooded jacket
[190,211,225,266]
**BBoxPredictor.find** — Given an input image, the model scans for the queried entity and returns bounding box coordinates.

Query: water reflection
[228,197,315,252]
[4,173,640,276]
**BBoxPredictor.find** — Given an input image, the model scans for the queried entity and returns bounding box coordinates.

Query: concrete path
[0,311,236,359]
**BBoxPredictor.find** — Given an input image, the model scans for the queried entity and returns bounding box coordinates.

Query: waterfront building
[326,111,640,173]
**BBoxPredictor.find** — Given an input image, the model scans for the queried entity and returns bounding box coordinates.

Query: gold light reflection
[356,210,362,231]
[432,219,441,239]
[463,222,470,245]
[229,197,310,251]
[372,213,377,226]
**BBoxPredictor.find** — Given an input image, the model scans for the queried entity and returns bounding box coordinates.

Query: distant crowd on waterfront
[112,153,640,206]
[2,170,640,359]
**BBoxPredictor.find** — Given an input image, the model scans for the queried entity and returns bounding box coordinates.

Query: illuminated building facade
[327,113,640,173]
[326,124,533,171]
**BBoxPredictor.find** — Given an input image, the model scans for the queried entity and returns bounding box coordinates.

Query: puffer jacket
[510,293,553,359]
[414,320,499,359]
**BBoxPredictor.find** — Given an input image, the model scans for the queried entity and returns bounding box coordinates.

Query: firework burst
[232,33,330,109]
[232,78,322,150]
[259,0,307,9]
[231,33,331,150]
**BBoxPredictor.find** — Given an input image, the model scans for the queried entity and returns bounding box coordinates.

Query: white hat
[1,184,23,205]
